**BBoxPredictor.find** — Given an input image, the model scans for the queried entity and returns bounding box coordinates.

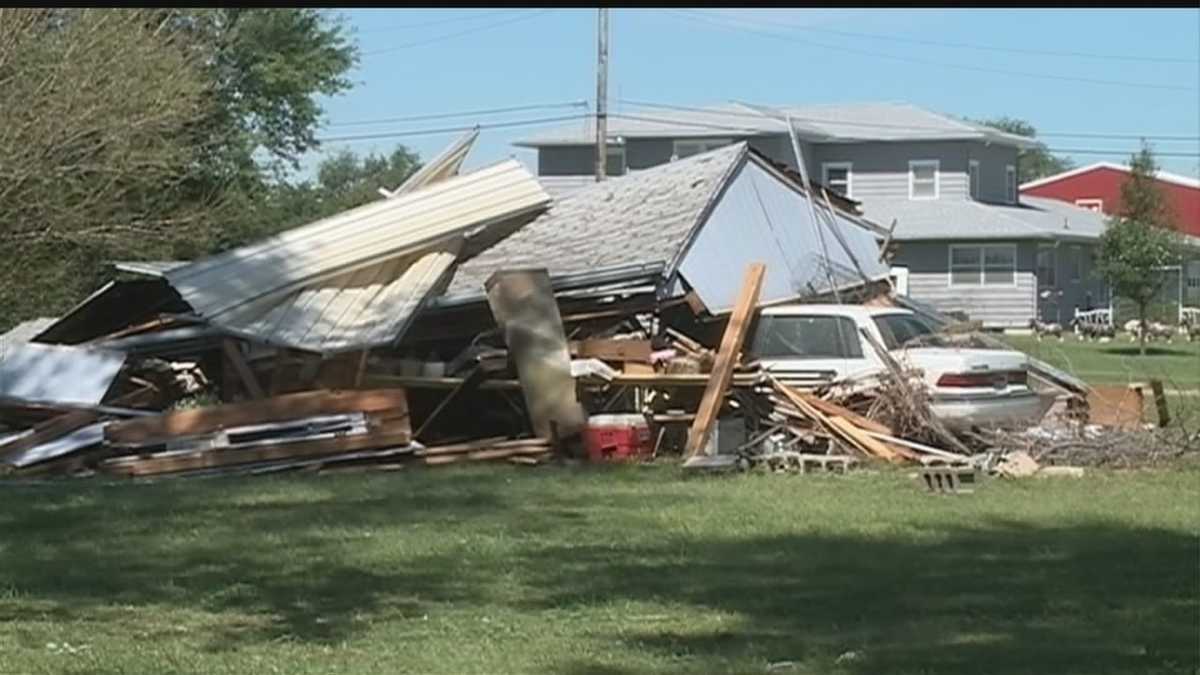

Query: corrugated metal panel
[0,343,126,407]
[678,157,889,312]
[166,159,549,320]
[113,261,188,278]
[0,317,58,351]
[385,129,478,198]
[216,243,460,354]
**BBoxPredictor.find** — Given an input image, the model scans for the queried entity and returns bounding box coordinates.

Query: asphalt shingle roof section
[861,195,1110,242]
[515,102,1034,148]
[443,143,748,299]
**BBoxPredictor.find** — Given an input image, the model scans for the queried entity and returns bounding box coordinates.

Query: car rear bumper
[929,391,1051,429]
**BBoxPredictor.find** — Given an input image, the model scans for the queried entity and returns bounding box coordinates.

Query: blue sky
[304,8,1200,181]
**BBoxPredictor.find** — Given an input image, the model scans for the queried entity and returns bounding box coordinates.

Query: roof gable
[1021,162,1200,191]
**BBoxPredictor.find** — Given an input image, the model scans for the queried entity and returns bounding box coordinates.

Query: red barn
[1020,162,1200,237]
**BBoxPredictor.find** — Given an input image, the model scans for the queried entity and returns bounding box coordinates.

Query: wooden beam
[0,410,98,464]
[799,393,892,436]
[106,388,409,446]
[223,339,265,400]
[685,263,765,457]
[101,429,412,477]
[568,338,653,363]
[353,349,372,389]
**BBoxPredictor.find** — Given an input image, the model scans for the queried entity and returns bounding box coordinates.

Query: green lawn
[1003,335,1200,390]
[1,465,1197,674]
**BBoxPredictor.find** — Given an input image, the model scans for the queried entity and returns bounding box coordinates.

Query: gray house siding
[809,141,971,201]
[893,240,1036,328]
[966,142,1020,203]
[538,146,595,176]
[1037,241,1108,324]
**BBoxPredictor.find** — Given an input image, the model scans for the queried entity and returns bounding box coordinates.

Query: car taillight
[1007,370,1028,386]
[936,372,998,387]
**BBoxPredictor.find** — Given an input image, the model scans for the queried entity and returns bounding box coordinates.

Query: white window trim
[821,161,853,198]
[968,160,980,199]
[672,138,731,161]
[1005,165,1017,203]
[909,159,940,201]
[948,243,1019,288]
[1074,198,1104,212]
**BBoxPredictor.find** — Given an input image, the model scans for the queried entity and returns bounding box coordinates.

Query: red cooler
[583,414,652,462]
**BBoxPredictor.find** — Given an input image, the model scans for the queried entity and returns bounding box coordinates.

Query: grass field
[1002,335,1200,390]
[1,465,1197,674]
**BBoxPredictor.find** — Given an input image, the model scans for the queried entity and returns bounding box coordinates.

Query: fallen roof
[515,102,1036,148]
[165,158,550,321]
[860,195,1110,242]
[0,343,126,408]
[443,143,746,299]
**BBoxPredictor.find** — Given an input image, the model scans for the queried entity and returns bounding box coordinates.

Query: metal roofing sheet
[113,261,188,277]
[216,243,460,354]
[0,343,126,407]
[0,317,58,352]
[165,159,550,320]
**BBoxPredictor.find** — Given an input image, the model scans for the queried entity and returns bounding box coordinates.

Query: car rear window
[750,315,863,359]
[872,314,936,350]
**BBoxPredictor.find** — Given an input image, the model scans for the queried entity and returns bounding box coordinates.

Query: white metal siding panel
[166,160,549,319]
[0,343,126,406]
[679,160,888,312]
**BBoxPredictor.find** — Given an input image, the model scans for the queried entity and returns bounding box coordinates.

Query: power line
[618,99,1200,143]
[355,9,518,34]
[677,9,1198,65]
[315,114,591,143]
[1044,148,1200,158]
[325,101,589,128]
[666,10,1196,93]
[363,10,554,56]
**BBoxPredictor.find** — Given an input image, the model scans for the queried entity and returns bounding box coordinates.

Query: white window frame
[1005,165,1017,203]
[1074,198,1104,213]
[605,144,626,176]
[909,160,940,201]
[968,160,980,199]
[821,162,853,198]
[948,243,1018,288]
[672,138,730,160]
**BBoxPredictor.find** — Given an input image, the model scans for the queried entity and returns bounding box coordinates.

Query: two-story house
[515,102,1111,328]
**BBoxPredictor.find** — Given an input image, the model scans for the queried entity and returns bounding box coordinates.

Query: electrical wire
[325,101,589,128]
[675,9,1199,65]
[665,10,1196,93]
[355,9,519,34]
[363,10,554,56]
[315,114,591,143]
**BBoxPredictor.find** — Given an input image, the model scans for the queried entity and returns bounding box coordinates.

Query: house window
[672,138,730,160]
[1036,244,1056,288]
[949,244,1017,286]
[821,162,853,198]
[968,160,980,199]
[1005,165,1017,203]
[605,145,626,176]
[1187,261,1200,290]
[909,160,939,200]
[1074,198,1104,213]
[1069,245,1083,282]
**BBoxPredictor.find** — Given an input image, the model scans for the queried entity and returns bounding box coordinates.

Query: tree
[1095,143,1183,355]
[0,9,220,328]
[214,146,422,251]
[976,117,1074,183]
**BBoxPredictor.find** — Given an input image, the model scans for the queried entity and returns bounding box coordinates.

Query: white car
[749,304,1049,429]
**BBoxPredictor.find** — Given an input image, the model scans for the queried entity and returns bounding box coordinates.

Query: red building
[1020,162,1200,238]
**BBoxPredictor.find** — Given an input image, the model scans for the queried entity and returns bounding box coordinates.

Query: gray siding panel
[809,141,971,200]
[967,142,1020,203]
[893,240,1036,328]
[626,138,675,170]
[538,146,594,176]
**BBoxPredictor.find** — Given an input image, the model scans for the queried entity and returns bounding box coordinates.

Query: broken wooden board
[0,410,99,464]
[106,389,410,446]
[1087,385,1144,430]
[100,429,412,478]
[568,339,653,364]
[485,269,585,440]
[685,263,766,458]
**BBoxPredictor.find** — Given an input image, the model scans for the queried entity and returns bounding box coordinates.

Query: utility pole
[594,7,609,182]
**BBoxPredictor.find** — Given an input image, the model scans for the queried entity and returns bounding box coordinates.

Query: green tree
[976,117,1074,183]
[214,146,422,251]
[1095,143,1183,355]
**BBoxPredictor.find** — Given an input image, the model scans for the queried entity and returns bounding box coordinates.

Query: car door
[749,313,874,386]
